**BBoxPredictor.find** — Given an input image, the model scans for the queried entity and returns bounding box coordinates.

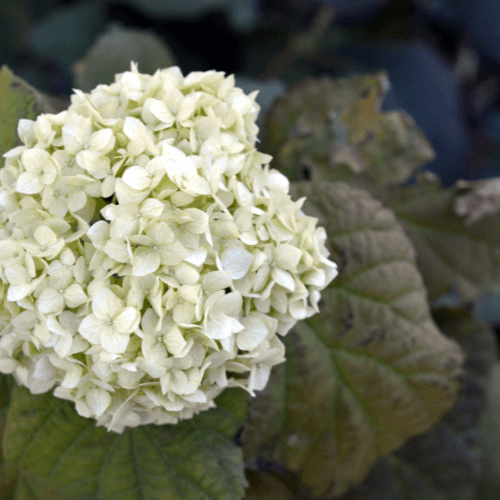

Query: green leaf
[73,24,176,93]
[261,73,435,186]
[333,315,498,500]
[381,172,500,305]
[13,472,72,500]
[0,373,17,500]
[243,471,295,500]
[0,66,48,160]
[242,181,464,498]
[214,387,249,429]
[4,385,247,500]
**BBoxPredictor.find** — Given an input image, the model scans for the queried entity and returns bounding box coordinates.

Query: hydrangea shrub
[0,63,337,433]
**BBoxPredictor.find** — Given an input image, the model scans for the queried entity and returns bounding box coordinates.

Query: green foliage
[381,174,500,305]
[333,313,497,500]
[261,72,435,186]
[0,66,47,160]
[241,181,464,498]
[3,385,247,500]
[243,471,295,500]
[73,24,176,92]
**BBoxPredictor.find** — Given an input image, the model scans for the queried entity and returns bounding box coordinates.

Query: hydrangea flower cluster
[0,63,337,432]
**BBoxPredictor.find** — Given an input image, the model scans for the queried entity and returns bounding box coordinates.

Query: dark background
[2,0,500,189]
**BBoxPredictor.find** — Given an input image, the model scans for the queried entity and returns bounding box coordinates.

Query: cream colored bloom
[0,63,337,432]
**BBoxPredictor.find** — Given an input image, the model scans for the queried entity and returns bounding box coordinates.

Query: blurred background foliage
[2,1,500,498]
[2,0,500,193]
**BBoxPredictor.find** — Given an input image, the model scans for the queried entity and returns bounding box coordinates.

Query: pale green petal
[173,302,195,324]
[54,334,73,359]
[165,325,187,356]
[123,166,151,190]
[61,364,83,388]
[16,171,43,194]
[37,287,64,314]
[63,284,87,308]
[206,312,232,339]
[67,189,87,212]
[103,239,130,263]
[92,288,123,320]
[88,128,115,153]
[174,262,199,286]
[237,315,268,350]
[272,267,295,291]
[86,221,110,250]
[113,307,139,333]
[147,222,175,245]
[288,299,308,320]
[302,268,326,287]
[86,387,112,417]
[203,271,232,293]
[101,327,130,354]
[183,208,209,234]
[217,291,243,316]
[111,214,139,239]
[186,175,210,195]
[221,247,253,279]
[5,265,29,285]
[34,225,58,247]
[78,314,103,344]
[7,283,32,301]
[273,244,302,271]
[133,247,161,276]
[170,370,188,394]
[140,198,164,218]
[158,241,186,266]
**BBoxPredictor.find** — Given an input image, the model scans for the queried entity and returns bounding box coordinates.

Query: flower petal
[220,247,253,279]
[92,288,123,320]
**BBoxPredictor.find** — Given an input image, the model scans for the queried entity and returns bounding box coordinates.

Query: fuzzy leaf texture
[241,181,464,498]
[261,72,435,186]
[330,310,498,500]
[2,385,248,500]
[381,172,500,305]
[0,66,56,162]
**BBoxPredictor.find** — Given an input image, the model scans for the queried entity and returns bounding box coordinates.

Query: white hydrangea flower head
[0,63,338,433]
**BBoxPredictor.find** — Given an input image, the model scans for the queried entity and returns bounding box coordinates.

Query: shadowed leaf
[3,385,247,500]
[0,66,49,161]
[332,314,497,500]
[261,73,435,186]
[242,181,464,497]
[381,172,500,305]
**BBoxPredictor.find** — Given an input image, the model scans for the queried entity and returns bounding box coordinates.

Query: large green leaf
[241,181,464,498]
[73,24,176,92]
[3,385,247,500]
[261,73,435,186]
[0,374,17,500]
[381,172,500,305]
[331,313,498,500]
[478,362,500,500]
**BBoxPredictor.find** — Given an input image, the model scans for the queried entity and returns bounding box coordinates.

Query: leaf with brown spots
[242,181,464,497]
[261,73,435,186]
